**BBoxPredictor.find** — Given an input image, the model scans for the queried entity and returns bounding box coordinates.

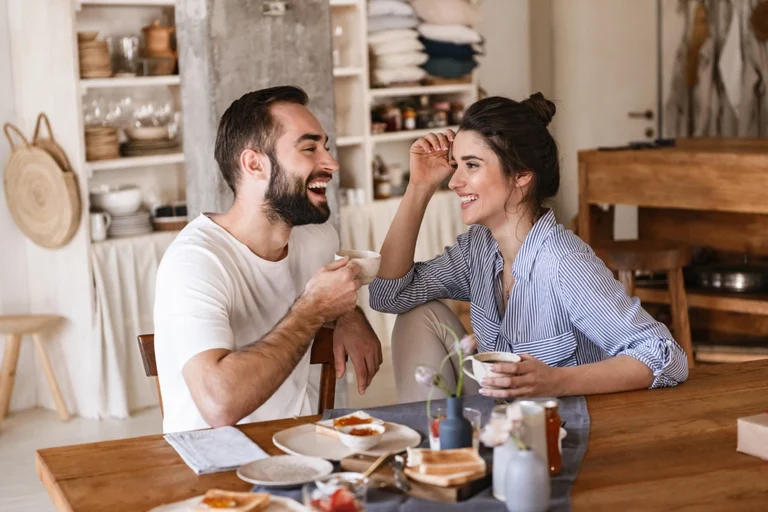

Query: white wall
[548,0,685,231]
[0,0,38,412]
[477,0,532,98]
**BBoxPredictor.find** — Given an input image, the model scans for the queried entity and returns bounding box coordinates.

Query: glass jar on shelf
[416,95,433,129]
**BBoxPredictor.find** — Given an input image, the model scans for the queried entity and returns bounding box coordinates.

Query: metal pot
[694,263,768,293]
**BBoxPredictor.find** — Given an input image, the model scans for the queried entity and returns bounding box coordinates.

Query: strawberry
[330,489,359,512]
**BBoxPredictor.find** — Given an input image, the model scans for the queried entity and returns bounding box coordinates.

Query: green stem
[437,351,455,397]
[442,324,465,397]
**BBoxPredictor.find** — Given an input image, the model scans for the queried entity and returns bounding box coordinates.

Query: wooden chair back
[136,327,337,417]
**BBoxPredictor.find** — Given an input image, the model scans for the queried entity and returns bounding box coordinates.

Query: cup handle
[461,357,478,382]
[102,213,111,230]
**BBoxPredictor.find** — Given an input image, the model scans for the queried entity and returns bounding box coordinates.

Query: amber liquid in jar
[542,399,563,476]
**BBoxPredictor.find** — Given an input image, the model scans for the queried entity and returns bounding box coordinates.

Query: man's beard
[263,154,331,227]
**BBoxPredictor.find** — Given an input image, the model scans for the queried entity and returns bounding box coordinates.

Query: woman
[369,93,689,403]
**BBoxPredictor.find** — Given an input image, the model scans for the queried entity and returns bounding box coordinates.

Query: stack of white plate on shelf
[107,210,153,238]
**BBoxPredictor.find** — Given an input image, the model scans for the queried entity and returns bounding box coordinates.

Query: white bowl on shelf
[90,185,143,216]
[125,126,169,141]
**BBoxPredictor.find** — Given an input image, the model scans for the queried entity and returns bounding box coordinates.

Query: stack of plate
[85,126,120,161]
[108,210,153,238]
[78,34,112,79]
[120,138,180,157]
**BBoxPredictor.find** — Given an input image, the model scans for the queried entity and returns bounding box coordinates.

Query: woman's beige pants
[390,300,480,403]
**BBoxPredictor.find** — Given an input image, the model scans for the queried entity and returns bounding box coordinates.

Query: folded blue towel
[423,56,478,79]
[420,37,479,60]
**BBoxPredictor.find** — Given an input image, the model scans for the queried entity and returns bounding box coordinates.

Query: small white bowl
[90,185,143,216]
[335,250,381,285]
[337,424,385,453]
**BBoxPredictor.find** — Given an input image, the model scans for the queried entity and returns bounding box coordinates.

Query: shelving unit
[372,125,461,143]
[330,0,478,203]
[86,151,185,173]
[75,0,185,227]
[77,0,175,7]
[369,83,475,98]
[80,74,181,92]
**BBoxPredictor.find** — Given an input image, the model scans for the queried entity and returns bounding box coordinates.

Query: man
[154,86,382,433]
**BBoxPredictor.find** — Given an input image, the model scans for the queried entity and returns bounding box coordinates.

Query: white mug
[335,249,381,285]
[462,351,522,386]
[90,212,111,241]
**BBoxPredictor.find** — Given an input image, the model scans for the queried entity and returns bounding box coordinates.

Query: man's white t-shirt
[154,214,338,433]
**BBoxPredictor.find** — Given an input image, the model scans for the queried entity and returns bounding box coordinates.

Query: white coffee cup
[462,351,522,385]
[90,212,111,241]
[335,249,381,285]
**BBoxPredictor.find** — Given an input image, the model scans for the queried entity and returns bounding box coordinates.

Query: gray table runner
[254,395,590,511]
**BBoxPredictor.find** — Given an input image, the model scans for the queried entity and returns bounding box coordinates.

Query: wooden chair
[136,328,338,417]
[593,240,695,368]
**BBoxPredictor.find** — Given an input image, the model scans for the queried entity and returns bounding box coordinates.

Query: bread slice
[190,489,270,512]
[406,447,486,476]
[404,467,486,487]
[315,411,385,439]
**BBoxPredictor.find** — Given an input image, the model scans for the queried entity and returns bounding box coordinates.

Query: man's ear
[240,148,271,181]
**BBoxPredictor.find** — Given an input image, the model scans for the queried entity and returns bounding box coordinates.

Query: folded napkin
[165,426,268,475]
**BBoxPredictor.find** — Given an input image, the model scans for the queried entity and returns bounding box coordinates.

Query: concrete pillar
[176,0,338,226]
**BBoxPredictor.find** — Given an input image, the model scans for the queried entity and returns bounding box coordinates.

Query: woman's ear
[515,170,533,188]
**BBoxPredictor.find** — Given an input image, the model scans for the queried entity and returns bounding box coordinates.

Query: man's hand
[332,308,383,395]
[301,257,361,323]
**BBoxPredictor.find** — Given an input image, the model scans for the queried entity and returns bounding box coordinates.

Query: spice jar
[531,398,563,476]
[433,101,450,128]
[403,107,416,130]
[416,95,433,129]
[450,102,465,125]
[383,105,402,132]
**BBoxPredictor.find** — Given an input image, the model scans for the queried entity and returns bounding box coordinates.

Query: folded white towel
[370,38,425,56]
[369,0,415,17]
[165,426,268,475]
[373,66,427,86]
[375,51,429,69]
[368,28,419,46]
[418,23,483,44]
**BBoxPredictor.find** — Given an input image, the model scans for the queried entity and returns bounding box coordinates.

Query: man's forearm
[204,297,325,425]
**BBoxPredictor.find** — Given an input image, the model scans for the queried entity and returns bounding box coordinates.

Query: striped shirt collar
[507,208,557,282]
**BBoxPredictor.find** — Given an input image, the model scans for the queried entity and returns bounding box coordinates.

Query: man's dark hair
[214,86,309,194]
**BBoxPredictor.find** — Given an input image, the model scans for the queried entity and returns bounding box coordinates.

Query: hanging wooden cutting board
[3,120,81,249]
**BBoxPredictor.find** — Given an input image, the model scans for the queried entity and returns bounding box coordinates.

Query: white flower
[479,416,511,447]
[506,401,523,423]
[415,366,437,387]
[457,334,477,356]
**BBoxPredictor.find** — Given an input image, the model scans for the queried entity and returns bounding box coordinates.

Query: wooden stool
[0,315,70,421]
[594,241,696,368]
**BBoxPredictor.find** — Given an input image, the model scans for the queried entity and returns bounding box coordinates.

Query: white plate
[148,494,309,512]
[273,422,421,461]
[236,455,333,488]
[153,215,187,224]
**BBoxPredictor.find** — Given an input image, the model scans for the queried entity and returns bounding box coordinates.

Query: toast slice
[403,466,487,487]
[315,411,385,439]
[190,489,270,512]
[406,447,486,476]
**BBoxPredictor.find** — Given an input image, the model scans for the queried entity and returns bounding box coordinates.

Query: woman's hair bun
[522,92,556,126]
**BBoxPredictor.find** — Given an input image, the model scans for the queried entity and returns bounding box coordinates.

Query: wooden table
[37,360,768,511]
